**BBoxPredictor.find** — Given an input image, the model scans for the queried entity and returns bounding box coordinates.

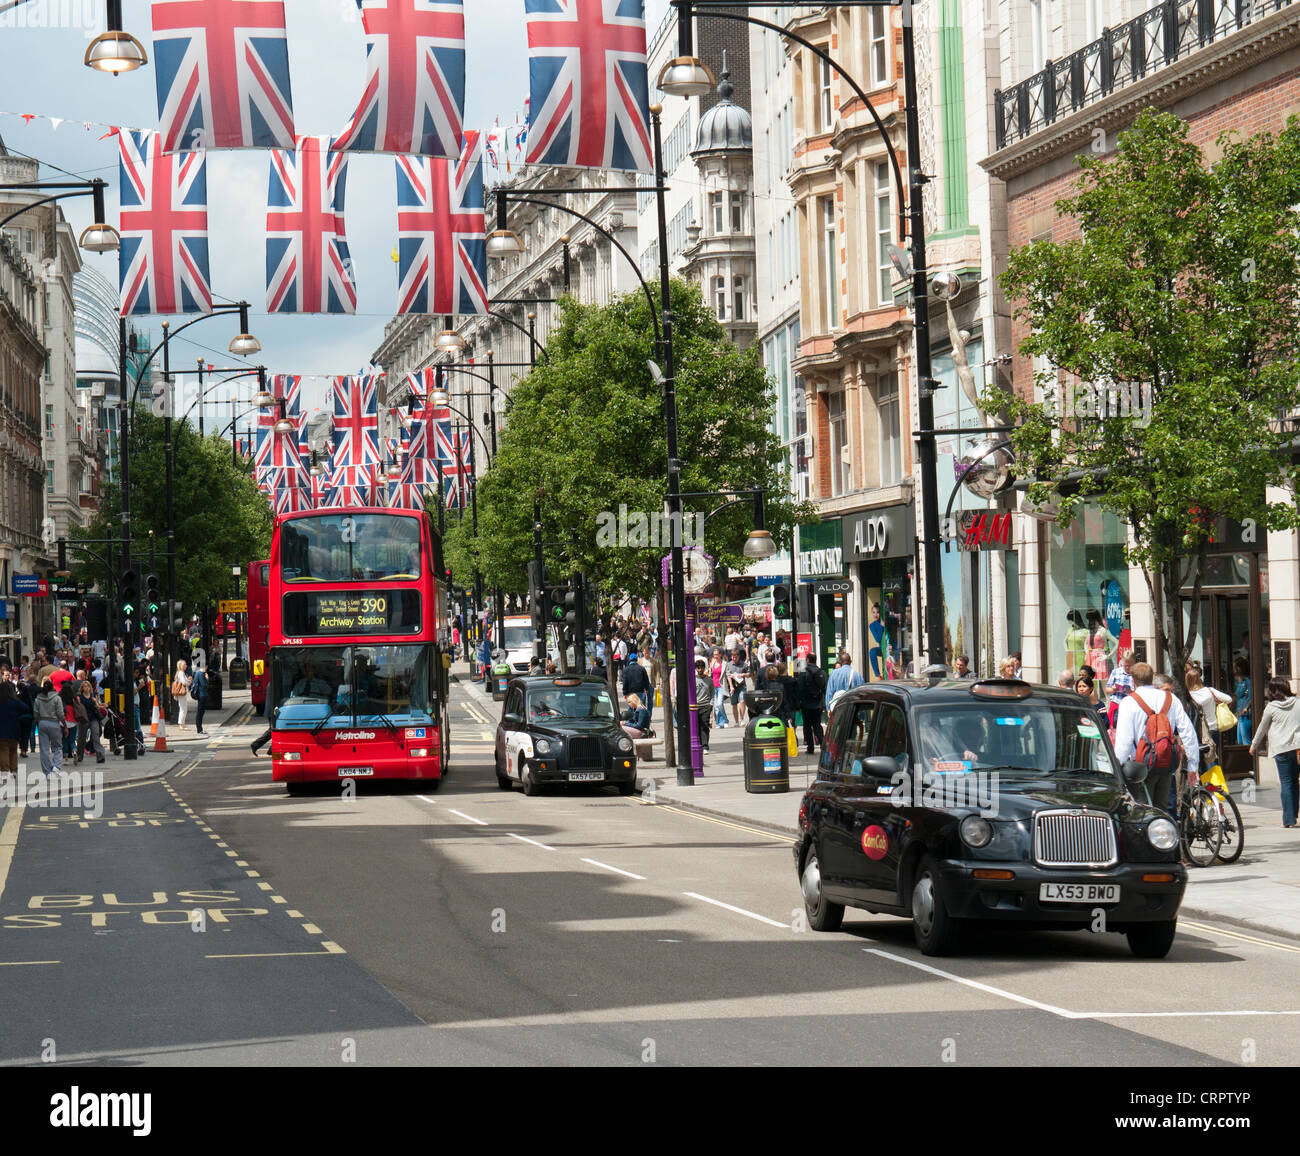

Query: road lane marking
[0,805,24,904]
[865,948,1300,1019]
[447,809,487,826]
[683,891,786,927]
[648,803,796,844]
[1180,918,1300,954]
[0,960,60,966]
[580,857,644,879]
[510,833,556,851]
[416,795,438,804]
[206,947,346,959]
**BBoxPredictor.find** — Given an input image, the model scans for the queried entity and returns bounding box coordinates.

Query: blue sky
[0,0,669,416]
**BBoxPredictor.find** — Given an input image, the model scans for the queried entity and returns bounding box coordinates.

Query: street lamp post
[667,0,946,668]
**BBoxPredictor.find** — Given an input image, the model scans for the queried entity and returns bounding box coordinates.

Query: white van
[500,616,561,673]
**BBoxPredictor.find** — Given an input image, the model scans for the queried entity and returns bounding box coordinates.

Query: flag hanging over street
[524,0,651,173]
[331,374,381,470]
[333,0,465,157]
[118,130,212,316]
[150,0,296,152]
[270,373,302,416]
[394,129,487,315]
[266,136,357,314]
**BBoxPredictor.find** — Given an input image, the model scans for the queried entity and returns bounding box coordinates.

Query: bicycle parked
[1199,742,1244,865]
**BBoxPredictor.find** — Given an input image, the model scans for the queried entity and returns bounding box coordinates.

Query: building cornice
[983,4,1300,182]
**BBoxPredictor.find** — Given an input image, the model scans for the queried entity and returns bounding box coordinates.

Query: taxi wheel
[521,762,541,797]
[1126,919,1177,959]
[911,856,963,956]
[801,845,843,933]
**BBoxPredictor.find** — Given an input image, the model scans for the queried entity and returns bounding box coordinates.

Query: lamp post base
[676,765,694,787]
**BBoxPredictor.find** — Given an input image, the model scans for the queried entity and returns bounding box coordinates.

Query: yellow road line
[646,802,796,844]
[0,805,24,905]
[206,947,346,959]
[0,959,59,967]
[1181,918,1300,954]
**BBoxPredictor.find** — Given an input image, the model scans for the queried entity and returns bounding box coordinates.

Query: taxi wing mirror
[862,755,904,779]
[1122,759,1148,785]
[503,711,521,725]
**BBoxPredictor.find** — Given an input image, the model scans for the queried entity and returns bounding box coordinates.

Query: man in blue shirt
[824,650,864,710]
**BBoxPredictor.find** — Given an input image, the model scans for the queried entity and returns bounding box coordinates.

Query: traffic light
[544,585,568,624]
[167,600,185,631]
[145,573,162,621]
[562,582,583,629]
[119,567,139,624]
[528,560,546,632]
[772,583,791,619]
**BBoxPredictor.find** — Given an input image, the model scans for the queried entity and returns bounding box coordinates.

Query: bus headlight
[409,748,429,757]
[279,751,302,761]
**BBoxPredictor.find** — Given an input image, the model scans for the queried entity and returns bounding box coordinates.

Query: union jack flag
[333,0,465,158]
[118,130,211,317]
[150,0,296,152]
[269,373,302,416]
[433,411,472,508]
[266,136,357,314]
[274,467,308,514]
[524,0,651,173]
[331,374,380,469]
[394,130,486,315]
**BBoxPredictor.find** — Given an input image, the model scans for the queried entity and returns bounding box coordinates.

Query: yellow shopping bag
[1201,764,1229,794]
[787,726,799,759]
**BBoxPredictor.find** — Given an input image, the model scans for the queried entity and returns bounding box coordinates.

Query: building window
[733,276,745,321]
[1030,0,1048,66]
[819,56,833,131]
[710,191,724,234]
[876,373,901,485]
[730,192,743,233]
[870,6,889,85]
[1084,0,1104,43]
[822,197,839,329]
[875,162,893,306]
[46,462,54,494]
[714,276,727,320]
[829,389,850,497]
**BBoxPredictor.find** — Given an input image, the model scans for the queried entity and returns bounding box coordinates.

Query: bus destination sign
[283,590,422,636]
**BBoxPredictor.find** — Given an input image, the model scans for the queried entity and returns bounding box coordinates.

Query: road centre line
[581,858,644,879]
[447,809,488,826]
[646,803,796,844]
[683,891,787,928]
[864,948,1300,1019]
[510,833,556,851]
[0,959,59,966]
[1179,918,1300,954]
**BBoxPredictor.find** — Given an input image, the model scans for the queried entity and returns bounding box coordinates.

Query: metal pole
[163,324,177,721]
[197,357,205,438]
[118,315,136,760]
[651,105,694,787]
[533,500,545,655]
[230,398,237,467]
[562,239,571,294]
[902,0,944,666]
[528,312,537,368]
[488,351,504,649]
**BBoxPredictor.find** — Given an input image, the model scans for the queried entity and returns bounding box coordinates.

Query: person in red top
[49,661,75,694]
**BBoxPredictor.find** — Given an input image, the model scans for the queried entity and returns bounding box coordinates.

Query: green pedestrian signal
[771,583,791,619]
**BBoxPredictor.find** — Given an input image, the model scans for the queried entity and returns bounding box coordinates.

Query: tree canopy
[452,279,806,604]
[72,407,272,610]
[992,108,1300,692]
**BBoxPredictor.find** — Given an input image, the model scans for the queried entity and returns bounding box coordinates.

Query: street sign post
[219,599,247,614]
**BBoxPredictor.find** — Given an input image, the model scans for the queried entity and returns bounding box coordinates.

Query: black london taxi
[794,676,1187,957]
[494,675,638,796]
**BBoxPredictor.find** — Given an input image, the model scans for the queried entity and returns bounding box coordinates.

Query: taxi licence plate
[1039,882,1120,903]
[568,772,604,782]
[339,766,374,777]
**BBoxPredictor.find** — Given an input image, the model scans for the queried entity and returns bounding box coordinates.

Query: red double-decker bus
[266,507,451,791]
[248,559,270,714]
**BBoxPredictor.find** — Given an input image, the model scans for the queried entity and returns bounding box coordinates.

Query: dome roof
[694,71,751,155]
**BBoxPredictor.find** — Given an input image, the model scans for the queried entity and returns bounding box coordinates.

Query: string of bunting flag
[0,0,655,317]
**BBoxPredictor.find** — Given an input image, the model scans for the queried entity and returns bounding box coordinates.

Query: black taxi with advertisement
[794,676,1187,957]
[494,675,637,796]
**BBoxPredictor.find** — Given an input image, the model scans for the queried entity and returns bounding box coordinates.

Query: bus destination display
[282,590,421,636]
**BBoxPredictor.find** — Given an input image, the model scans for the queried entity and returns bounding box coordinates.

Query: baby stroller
[100,700,129,755]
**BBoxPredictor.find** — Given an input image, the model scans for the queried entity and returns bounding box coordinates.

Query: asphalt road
[3,677,1299,1068]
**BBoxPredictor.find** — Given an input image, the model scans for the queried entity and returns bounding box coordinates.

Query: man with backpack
[797,657,827,755]
[1113,663,1199,816]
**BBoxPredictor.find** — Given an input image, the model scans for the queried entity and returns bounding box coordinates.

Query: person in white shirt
[724,629,742,654]
[1186,668,1232,762]
[1113,663,1199,814]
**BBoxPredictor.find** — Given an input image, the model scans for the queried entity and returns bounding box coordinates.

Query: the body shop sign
[798,520,843,580]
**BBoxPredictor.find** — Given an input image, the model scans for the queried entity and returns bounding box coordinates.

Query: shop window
[876,373,901,486]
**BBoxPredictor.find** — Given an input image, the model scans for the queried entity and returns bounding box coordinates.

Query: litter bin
[228,657,248,690]
[491,661,511,701]
[204,668,222,710]
[744,686,789,793]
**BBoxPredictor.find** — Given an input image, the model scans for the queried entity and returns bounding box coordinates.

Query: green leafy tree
[72,406,272,616]
[993,109,1300,702]
[464,280,805,601]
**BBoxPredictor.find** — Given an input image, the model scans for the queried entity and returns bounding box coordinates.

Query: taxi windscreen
[527,685,617,722]
[914,701,1116,778]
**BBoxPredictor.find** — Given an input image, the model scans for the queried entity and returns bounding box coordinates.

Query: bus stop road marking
[0,806,23,904]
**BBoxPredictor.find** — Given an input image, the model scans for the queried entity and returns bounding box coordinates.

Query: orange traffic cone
[150,695,159,736]
[153,707,170,752]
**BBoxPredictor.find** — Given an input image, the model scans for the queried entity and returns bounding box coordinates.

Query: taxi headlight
[1147,817,1179,851]
[617,736,634,753]
[534,738,551,755]
[959,815,993,848]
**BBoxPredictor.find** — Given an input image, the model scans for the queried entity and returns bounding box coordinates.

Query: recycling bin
[228,657,249,690]
[744,715,789,793]
[491,661,511,701]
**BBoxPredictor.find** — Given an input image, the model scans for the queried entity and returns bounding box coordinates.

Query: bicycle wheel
[1181,788,1224,867]
[1213,788,1245,865]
